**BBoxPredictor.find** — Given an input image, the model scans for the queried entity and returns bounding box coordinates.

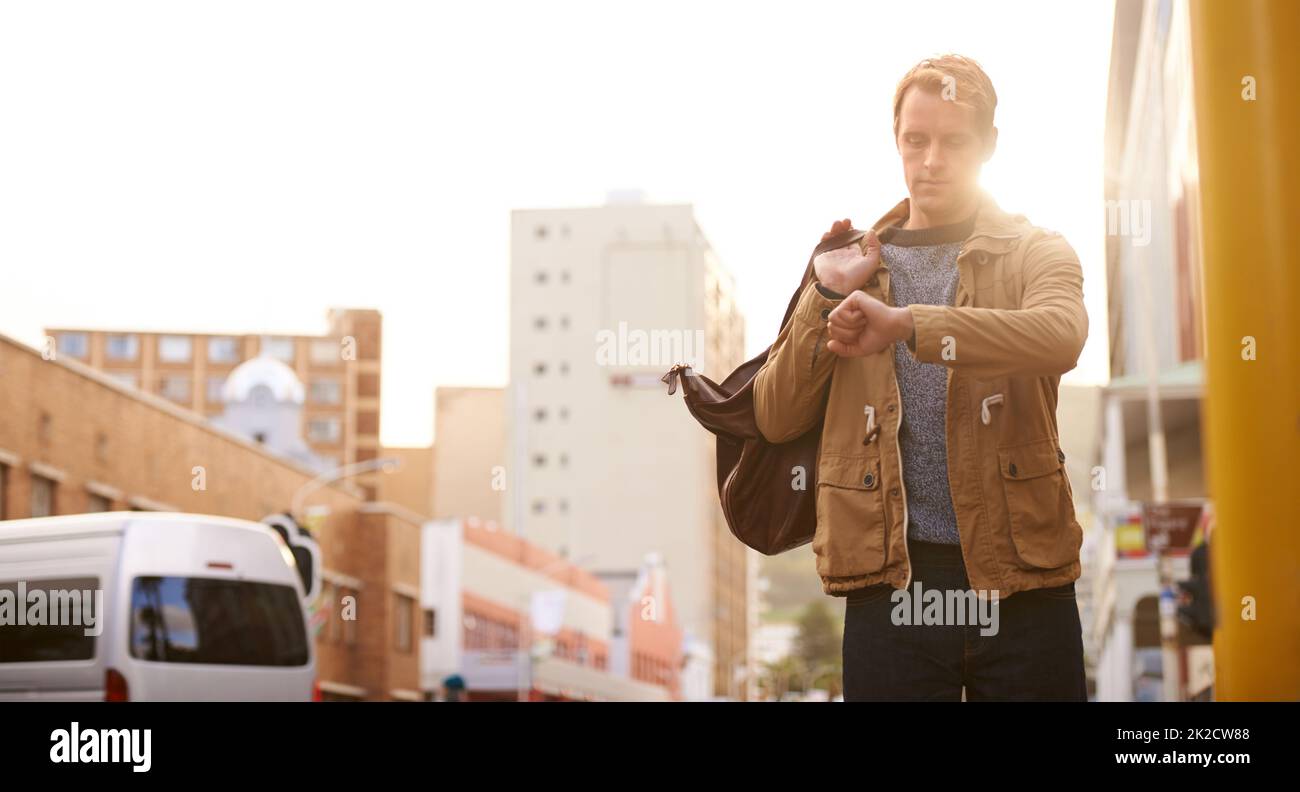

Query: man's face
[895,87,995,218]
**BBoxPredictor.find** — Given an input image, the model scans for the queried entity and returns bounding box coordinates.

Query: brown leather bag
[661,225,869,555]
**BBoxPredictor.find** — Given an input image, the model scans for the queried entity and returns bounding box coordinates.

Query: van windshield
[130,576,308,666]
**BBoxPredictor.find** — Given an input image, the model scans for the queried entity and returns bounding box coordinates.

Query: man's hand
[814,218,881,295]
[826,291,915,357]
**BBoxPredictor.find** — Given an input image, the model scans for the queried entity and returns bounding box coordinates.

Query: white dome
[222,355,306,405]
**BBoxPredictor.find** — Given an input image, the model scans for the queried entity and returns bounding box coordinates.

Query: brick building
[43,308,383,498]
[0,331,416,701]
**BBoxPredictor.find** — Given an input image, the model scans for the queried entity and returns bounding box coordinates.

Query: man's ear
[982,126,999,163]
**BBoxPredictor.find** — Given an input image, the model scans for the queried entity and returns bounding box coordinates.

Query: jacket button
[890,488,900,497]
[820,308,831,321]
[887,404,896,412]
[1057,449,1065,463]
[863,473,875,488]
[1008,462,1018,477]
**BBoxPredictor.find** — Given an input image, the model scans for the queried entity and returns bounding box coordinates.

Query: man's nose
[924,142,947,174]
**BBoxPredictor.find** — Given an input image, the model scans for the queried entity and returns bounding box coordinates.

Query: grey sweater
[817,213,976,544]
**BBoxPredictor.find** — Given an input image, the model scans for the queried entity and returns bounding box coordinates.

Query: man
[753,54,1089,701]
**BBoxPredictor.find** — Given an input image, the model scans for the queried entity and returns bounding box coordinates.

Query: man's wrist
[815,282,847,300]
[897,306,916,350]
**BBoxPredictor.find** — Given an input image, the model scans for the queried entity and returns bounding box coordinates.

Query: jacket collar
[867,188,1024,258]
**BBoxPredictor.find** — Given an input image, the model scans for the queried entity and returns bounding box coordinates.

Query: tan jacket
[753,190,1089,599]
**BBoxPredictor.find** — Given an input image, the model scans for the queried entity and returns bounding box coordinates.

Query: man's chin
[909,192,949,214]
[909,188,973,219]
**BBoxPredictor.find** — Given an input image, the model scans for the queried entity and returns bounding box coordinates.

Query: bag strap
[661,225,866,394]
[778,227,867,331]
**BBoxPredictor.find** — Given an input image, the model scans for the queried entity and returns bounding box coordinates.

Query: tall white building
[507,195,752,698]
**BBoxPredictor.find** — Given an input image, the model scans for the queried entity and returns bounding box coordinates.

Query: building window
[38,413,52,445]
[105,334,138,361]
[560,270,571,283]
[558,498,569,514]
[159,375,191,403]
[559,361,569,376]
[158,335,192,363]
[559,407,569,421]
[534,270,548,285]
[107,372,139,390]
[307,417,342,444]
[95,433,108,462]
[30,475,56,518]
[0,464,7,519]
[309,378,342,405]
[531,499,546,515]
[533,316,548,331]
[534,225,548,240]
[559,315,570,330]
[208,336,239,364]
[264,336,296,363]
[395,594,414,653]
[86,491,111,513]
[559,453,569,468]
[533,362,547,376]
[310,339,341,365]
[532,453,546,468]
[57,332,88,359]
[423,608,437,637]
[206,377,226,405]
[533,407,547,422]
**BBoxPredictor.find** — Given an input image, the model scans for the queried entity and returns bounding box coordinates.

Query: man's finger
[828,291,871,322]
[827,324,862,345]
[822,217,853,241]
[828,309,867,329]
[826,338,867,358]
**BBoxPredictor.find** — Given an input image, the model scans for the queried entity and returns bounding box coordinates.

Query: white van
[0,512,316,701]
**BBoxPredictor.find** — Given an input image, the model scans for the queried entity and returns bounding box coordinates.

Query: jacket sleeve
[907,231,1088,379]
[753,279,844,443]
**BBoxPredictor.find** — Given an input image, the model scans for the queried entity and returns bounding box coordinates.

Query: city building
[596,551,685,700]
[376,387,507,523]
[1095,0,1211,701]
[379,444,436,519]
[431,386,506,523]
[44,308,383,497]
[507,196,752,699]
[0,331,418,701]
[212,353,332,472]
[420,517,675,701]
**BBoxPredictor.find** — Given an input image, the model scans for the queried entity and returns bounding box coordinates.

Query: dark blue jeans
[841,537,1087,701]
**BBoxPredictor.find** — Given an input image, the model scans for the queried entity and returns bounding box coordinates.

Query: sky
[0,0,1115,447]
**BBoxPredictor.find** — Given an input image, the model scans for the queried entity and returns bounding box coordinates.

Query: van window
[130,576,308,666]
[0,577,100,663]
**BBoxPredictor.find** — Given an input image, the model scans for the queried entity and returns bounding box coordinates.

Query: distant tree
[794,600,843,697]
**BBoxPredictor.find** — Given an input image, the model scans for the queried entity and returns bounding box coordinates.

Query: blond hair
[892,54,997,139]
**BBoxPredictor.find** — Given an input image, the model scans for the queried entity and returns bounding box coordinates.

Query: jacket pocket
[997,438,1080,570]
[814,454,888,578]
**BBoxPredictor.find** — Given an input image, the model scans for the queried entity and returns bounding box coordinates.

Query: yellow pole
[1189,0,1300,700]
